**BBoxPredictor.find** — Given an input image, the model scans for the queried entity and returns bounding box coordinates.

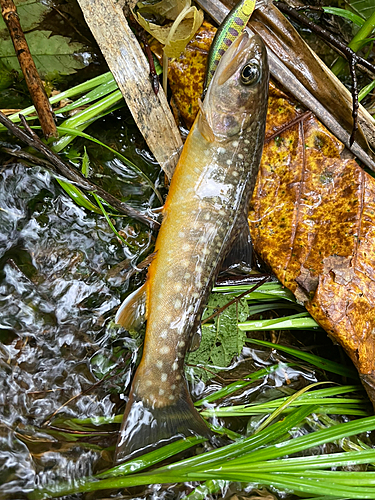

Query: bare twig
[0,0,57,139]
[275,2,375,146]
[0,112,160,230]
[202,276,270,325]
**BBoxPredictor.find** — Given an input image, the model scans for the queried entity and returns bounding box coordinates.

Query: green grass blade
[359,78,375,101]
[96,436,206,479]
[212,282,296,301]
[184,480,227,500]
[246,338,359,379]
[55,179,101,213]
[323,7,365,26]
[57,80,119,114]
[52,126,163,203]
[194,364,282,406]
[91,193,132,248]
[2,72,114,126]
[52,90,124,152]
[254,381,333,433]
[239,313,319,331]
[332,9,375,75]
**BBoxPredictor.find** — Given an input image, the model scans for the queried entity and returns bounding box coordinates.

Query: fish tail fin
[114,381,211,464]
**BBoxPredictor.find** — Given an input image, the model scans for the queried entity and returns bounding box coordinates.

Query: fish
[204,0,256,92]
[114,29,269,463]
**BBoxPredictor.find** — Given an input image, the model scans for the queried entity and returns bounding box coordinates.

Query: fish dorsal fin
[198,98,215,143]
[115,281,149,331]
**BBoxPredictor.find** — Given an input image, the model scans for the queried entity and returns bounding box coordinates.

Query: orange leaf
[249,83,375,405]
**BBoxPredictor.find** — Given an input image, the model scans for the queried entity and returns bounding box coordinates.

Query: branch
[0,111,160,230]
[0,0,57,139]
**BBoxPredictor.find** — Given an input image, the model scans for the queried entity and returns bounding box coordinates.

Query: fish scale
[114,30,269,463]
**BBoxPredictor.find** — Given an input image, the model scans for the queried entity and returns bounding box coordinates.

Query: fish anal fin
[115,281,149,331]
[114,381,211,463]
[221,215,253,273]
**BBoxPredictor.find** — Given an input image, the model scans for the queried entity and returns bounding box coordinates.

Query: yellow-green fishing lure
[204,0,256,92]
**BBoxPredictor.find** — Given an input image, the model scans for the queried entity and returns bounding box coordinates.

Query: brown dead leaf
[249,83,375,406]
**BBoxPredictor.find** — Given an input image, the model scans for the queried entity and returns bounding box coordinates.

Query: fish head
[200,30,268,141]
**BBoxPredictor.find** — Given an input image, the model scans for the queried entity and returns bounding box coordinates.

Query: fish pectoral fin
[197,98,215,143]
[114,382,211,463]
[115,281,149,331]
[221,214,253,273]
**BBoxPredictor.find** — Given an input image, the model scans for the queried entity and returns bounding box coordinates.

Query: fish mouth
[216,31,252,86]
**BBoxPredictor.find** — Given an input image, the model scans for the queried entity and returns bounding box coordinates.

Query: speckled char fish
[114,30,269,463]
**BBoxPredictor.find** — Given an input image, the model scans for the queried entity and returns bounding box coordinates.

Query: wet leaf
[0,0,51,38]
[135,1,204,58]
[0,30,86,77]
[348,0,375,19]
[186,293,248,382]
[136,0,192,21]
[248,83,375,406]
[151,21,216,127]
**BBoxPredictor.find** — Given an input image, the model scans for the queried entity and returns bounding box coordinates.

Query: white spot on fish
[244,147,249,152]
[219,209,225,215]
[196,265,203,273]
[202,248,210,255]
[244,139,250,144]
[156,360,163,369]
[181,259,190,267]
[174,282,182,292]
[217,147,226,154]
[184,272,191,279]
[192,292,199,298]
[233,171,239,177]
[178,341,185,348]
[226,159,232,165]
[172,362,178,371]
[167,270,174,278]
[159,389,165,395]
[174,299,182,310]
[178,231,185,238]
[176,375,182,380]
[232,141,239,148]
[165,314,172,323]
[238,154,244,159]
[171,384,176,390]
[146,380,152,387]
[160,346,170,355]
[182,244,191,251]
[204,213,210,220]
[160,330,168,339]
[169,395,175,401]
[161,373,168,382]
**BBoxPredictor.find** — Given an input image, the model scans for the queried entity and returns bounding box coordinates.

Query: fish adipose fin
[114,382,211,464]
[115,281,149,331]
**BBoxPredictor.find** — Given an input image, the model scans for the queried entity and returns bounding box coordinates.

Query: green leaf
[81,147,90,178]
[0,0,51,38]
[0,30,86,76]
[186,293,248,381]
[55,179,101,214]
[323,7,365,26]
[346,0,375,20]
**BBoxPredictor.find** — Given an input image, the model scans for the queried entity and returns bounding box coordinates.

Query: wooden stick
[76,0,183,180]
[0,0,57,139]
[0,111,160,230]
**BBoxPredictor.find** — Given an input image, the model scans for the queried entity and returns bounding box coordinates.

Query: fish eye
[240,62,260,86]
